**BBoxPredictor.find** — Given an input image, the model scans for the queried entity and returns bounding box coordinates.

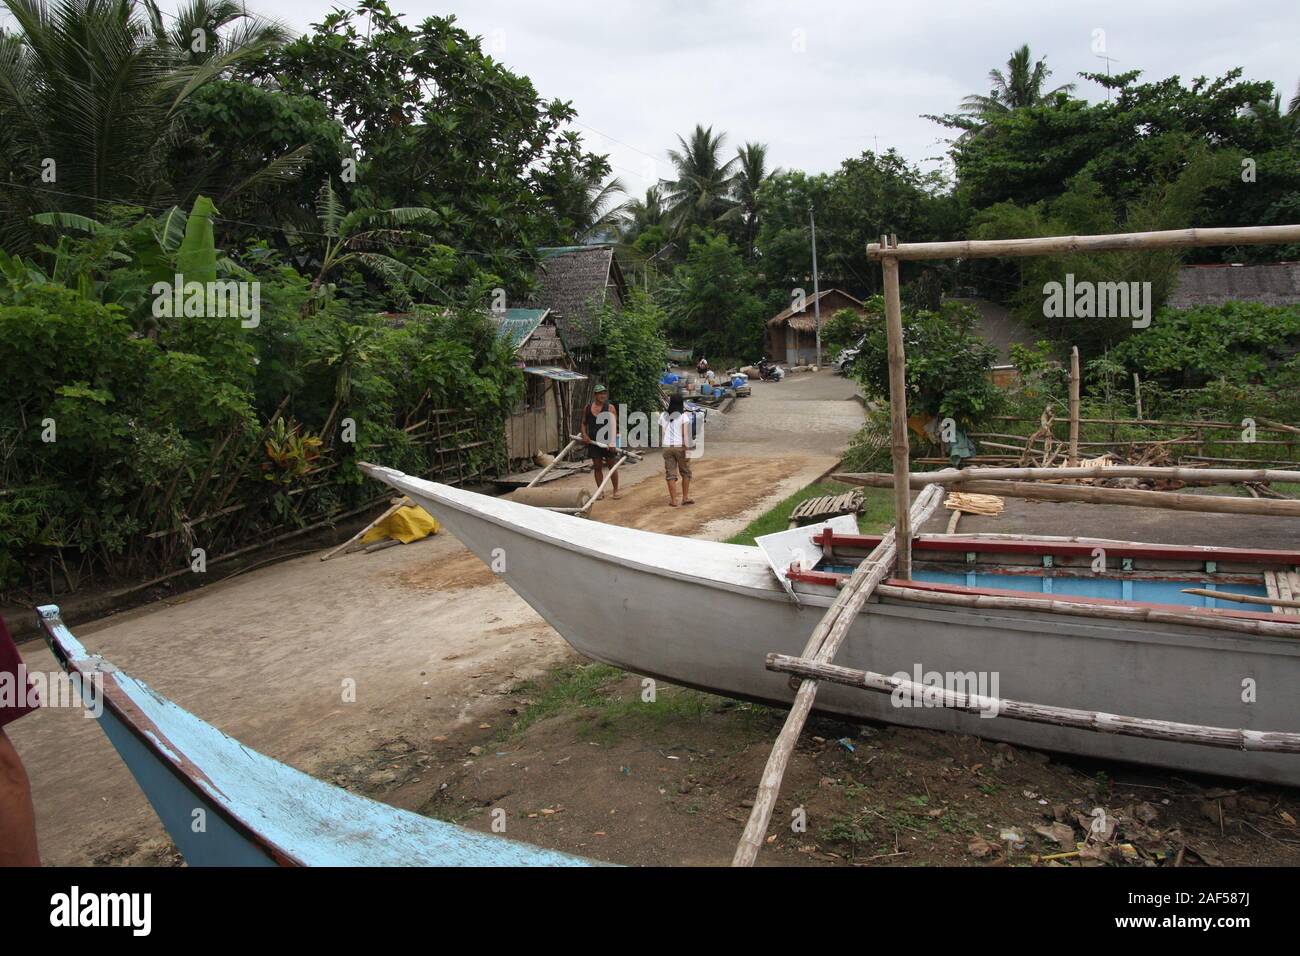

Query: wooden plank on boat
[1278,572,1300,617]
[732,483,945,867]
[765,653,1300,754]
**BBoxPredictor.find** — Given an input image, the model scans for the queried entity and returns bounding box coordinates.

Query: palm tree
[0,0,285,250]
[303,179,442,315]
[663,124,740,233]
[620,184,666,242]
[570,173,627,242]
[143,0,288,66]
[732,141,779,257]
[958,44,1074,132]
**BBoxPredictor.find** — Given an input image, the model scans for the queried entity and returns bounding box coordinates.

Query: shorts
[663,446,692,481]
[588,445,617,465]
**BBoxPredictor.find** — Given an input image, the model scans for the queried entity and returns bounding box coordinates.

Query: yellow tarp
[360,506,439,545]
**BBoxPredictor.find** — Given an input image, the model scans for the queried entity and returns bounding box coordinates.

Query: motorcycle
[756,357,784,382]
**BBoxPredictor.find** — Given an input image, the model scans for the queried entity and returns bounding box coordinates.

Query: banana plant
[303,180,442,315]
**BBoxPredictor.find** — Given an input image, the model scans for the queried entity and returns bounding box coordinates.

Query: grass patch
[501,660,779,745]
[725,481,896,545]
[499,661,627,740]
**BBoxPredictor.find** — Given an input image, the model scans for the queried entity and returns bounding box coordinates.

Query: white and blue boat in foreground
[36,605,594,867]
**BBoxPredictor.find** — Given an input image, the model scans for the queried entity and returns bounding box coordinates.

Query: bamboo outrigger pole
[765,654,1300,754]
[837,464,1300,485]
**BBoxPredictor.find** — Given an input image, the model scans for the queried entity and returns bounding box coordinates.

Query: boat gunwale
[786,567,1299,626]
[373,468,792,603]
[35,606,297,866]
[812,530,1300,566]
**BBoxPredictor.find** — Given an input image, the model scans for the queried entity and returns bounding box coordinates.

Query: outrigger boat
[35,605,594,866]
[360,464,1300,787]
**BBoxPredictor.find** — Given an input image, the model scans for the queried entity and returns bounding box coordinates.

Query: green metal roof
[492,308,550,350]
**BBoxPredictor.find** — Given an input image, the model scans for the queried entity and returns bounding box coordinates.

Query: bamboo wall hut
[493,308,585,466]
[765,289,865,365]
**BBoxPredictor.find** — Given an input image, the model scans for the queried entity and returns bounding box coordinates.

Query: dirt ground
[12,369,1300,867]
[10,369,864,865]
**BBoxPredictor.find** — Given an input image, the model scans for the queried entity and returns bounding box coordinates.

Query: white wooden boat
[361,464,1300,786]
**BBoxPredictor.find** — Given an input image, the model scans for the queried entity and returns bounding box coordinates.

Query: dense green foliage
[3,3,1298,594]
[850,300,1001,425]
[589,291,669,420]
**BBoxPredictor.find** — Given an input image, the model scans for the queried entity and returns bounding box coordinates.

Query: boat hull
[365,468,1300,787]
[37,606,596,866]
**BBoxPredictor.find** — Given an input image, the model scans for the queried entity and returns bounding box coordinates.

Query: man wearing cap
[0,615,41,865]
[581,384,621,500]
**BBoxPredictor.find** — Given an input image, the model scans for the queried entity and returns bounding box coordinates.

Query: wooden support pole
[765,654,1300,753]
[319,497,410,561]
[865,224,1300,261]
[837,475,1300,517]
[731,484,945,867]
[1133,372,1143,420]
[1068,346,1080,466]
[880,236,913,580]
[836,464,1300,485]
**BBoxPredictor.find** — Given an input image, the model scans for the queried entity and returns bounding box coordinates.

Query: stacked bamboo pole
[834,473,1300,517]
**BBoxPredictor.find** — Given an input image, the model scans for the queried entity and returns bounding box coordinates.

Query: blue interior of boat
[816,562,1270,609]
[912,569,1269,609]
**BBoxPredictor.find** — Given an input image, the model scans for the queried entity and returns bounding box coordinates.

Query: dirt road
[11,370,864,865]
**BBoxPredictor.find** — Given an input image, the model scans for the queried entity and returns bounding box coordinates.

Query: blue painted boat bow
[36,605,598,867]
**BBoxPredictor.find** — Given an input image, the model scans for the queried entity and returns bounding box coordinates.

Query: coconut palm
[143,0,288,66]
[0,0,286,250]
[732,141,779,257]
[620,184,666,241]
[957,44,1074,134]
[663,124,740,233]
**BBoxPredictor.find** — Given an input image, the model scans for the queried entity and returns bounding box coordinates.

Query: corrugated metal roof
[492,308,550,350]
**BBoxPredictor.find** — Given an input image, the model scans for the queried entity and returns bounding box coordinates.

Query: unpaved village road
[12,370,864,865]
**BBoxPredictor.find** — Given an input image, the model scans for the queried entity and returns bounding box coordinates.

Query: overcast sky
[172,1,1300,193]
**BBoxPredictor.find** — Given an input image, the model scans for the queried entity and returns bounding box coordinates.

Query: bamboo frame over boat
[865,224,1300,261]
[730,222,1300,866]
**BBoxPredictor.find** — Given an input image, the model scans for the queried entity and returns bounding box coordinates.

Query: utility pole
[810,205,822,368]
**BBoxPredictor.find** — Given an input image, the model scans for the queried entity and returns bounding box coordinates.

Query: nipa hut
[493,308,586,466]
[765,289,866,366]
